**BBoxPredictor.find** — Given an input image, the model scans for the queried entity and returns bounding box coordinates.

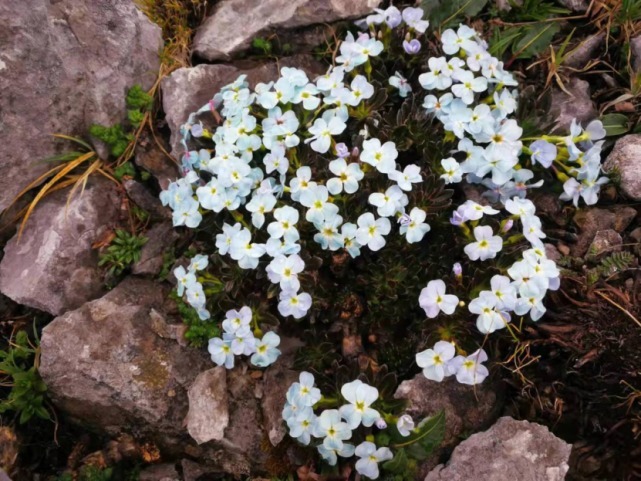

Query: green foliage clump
[98,229,148,276]
[171,292,220,347]
[89,84,153,158]
[89,124,132,158]
[0,330,49,424]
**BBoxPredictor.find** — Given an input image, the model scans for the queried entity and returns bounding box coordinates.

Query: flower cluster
[207,306,281,368]
[283,372,395,479]
[172,254,210,320]
[416,341,489,385]
[417,24,608,206]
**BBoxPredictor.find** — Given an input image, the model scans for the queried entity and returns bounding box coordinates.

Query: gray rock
[185,368,229,445]
[39,277,211,453]
[261,337,304,446]
[134,133,181,190]
[587,229,622,259]
[544,243,562,262]
[161,56,325,158]
[0,0,162,213]
[0,178,121,315]
[131,222,179,276]
[564,33,605,69]
[124,179,171,221]
[556,0,588,11]
[549,78,597,132]
[604,134,641,200]
[139,464,181,481]
[572,206,637,256]
[394,374,504,476]
[193,0,381,61]
[632,36,641,72]
[425,417,571,481]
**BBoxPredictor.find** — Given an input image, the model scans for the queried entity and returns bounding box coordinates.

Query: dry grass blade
[16,151,96,241]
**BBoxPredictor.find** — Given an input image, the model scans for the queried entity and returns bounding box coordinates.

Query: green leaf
[395,410,446,460]
[600,113,630,136]
[421,0,488,28]
[383,448,409,474]
[513,22,560,59]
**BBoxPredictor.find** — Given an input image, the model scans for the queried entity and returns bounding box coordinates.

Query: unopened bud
[375,418,387,430]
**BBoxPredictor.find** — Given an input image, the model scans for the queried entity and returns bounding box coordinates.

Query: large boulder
[604,134,641,201]
[424,417,572,481]
[161,55,326,158]
[394,374,504,476]
[0,178,122,315]
[571,206,637,257]
[39,278,210,454]
[0,0,162,213]
[39,280,299,475]
[192,0,382,61]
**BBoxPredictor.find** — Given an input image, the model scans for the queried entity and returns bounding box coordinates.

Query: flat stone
[572,206,637,257]
[425,417,571,481]
[124,179,171,221]
[0,178,121,315]
[185,367,229,445]
[38,277,211,453]
[139,464,181,481]
[0,0,162,213]
[564,33,605,69]
[557,0,588,11]
[394,374,504,477]
[587,229,622,259]
[161,55,325,158]
[134,133,181,190]
[549,78,597,133]
[604,134,641,201]
[131,222,179,276]
[261,337,304,446]
[192,0,381,61]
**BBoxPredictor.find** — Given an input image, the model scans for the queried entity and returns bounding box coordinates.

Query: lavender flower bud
[335,142,349,158]
[375,418,387,429]
[502,219,514,233]
[453,262,462,277]
[191,123,204,138]
[403,39,421,55]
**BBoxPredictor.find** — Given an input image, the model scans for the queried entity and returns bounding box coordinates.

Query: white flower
[355,213,391,251]
[339,380,380,429]
[396,414,415,437]
[402,7,429,32]
[464,225,503,261]
[306,117,346,153]
[312,409,352,450]
[327,158,364,194]
[287,371,321,407]
[354,442,393,480]
[440,157,463,184]
[449,349,489,385]
[222,306,252,334]
[361,138,398,174]
[347,75,374,106]
[286,406,315,445]
[416,340,456,381]
[368,185,408,217]
[399,207,430,243]
[419,280,459,318]
[278,290,312,319]
[389,164,422,191]
[267,206,300,242]
[389,71,412,98]
[267,254,305,291]
[299,185,338,224]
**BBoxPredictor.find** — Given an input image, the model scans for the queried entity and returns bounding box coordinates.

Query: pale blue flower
[312,409,352,450]
[208,337,234,369]
[287,406,315,445]
[287,372,321,407]
[416,340,456,381]
[354,442,393,479]
[530,140,557,168]
[251,331,281,367]
[339,380,380,429]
